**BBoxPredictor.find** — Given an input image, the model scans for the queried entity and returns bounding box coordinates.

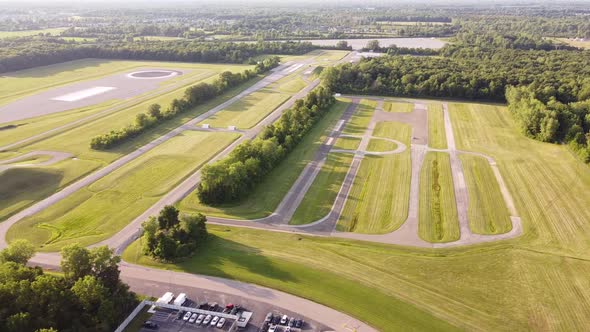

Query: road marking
[51,86,115,102]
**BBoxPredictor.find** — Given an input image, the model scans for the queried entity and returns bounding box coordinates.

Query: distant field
[338,122,411,233]
[553,37,590,49]
[0,28,66,38]
[179,99,351,219]
[332,136,361,150]
[383,101,413,113]
[198,88,289,129]
[7,131,239,250]
[290,153,354,225]
[460,154,512,234]
[418,152,460,242]
[427,103,447,149]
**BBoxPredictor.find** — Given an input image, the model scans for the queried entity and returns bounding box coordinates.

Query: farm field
[290,153,354,225]
[332,136,361,150]
[553,37,590,49]
[418,152,460,243]
[7,131,239,250]
[178,99,351,219]
[459,154,512,234]
[0,58,242,106]
[0,28,66,38]
[338,122,412,233]
[427,103,447,149]
[198,88,289,129]
[383,101,413,113]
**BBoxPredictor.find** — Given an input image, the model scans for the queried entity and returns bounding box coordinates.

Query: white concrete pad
[52,86,115,102]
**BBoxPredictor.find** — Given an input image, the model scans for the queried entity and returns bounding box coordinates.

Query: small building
[228,125,237,131]
[236,311,253,328]
[202,124,210,129]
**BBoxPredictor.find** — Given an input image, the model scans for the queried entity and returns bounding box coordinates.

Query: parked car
[288,317,296,327]
[268,324,278,332]
[264,312,273,323]
[211,316,220,326]
[259,321,269,332]
[203,314,213,325]
[183,311,192,321]
[217,317,226,328]
[280,315,288,325]
[272,315,281,324]
[142,321,158,329]
[210,302,219,311]
[199,301,209,309]
[285,327,291,332]
[176,311,184,320]
[189,313,198,323]
[196,314,206,325]
[295,319,304,328]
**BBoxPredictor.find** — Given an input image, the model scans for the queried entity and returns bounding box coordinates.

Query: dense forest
[0,240,137,332]
[0,38,312,73]
[197,86,335,204]
[323,32,590,162]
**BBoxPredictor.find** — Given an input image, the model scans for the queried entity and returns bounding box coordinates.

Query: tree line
[0,37,313,74]
[90,56,279,150]
[142,206,208,261]
[197,86,335,204]
[0,240,137,332]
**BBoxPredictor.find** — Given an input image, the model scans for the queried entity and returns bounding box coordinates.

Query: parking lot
[129,284,329,332]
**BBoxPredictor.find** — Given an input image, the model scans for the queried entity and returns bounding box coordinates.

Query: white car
[203,314,212,325]
[210,316,220,326]
[196,314,206,325]
[183,311,192,321]
[280,315,288,325]
[189,313,198,323]
[268,324,278,332]
[217,318,226,328]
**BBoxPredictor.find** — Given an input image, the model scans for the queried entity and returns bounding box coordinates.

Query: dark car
[176,311,185,320]
[295,319,304,328]
[199,301,209,309]
[142,321,158,329]
[272,315,281,324]
[288,317,295,327]
[259,322,269,332]
[209,302,219,311]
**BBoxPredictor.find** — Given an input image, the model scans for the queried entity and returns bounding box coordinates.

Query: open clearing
[0,28,66,38]
[338,122,412,233]
[460,154,512,234]
[332,136,361,150]
[341,99,376,135]
[290,153,354,225]
[197,88,289,129]
[179,100,351,219]
[427,103,447,149]
[367,138,397,152]
[418,152,460,243]
[7,131,239,250]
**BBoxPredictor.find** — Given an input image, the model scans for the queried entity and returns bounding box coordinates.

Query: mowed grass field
[383,101,413,113]
[126,100,590,331]
[7,131,239,250]
[449,102,590,253]
[459,154,512,234]
[290,153,354,225]
[0,66,257,223]
[0,28,66,38]
[198,88,289,129]
[341,99,376,135]
[427,103,448,149]
[332,136,361,150]
[418,152,460,242]
[179,99,351,219]
[367,138,398,152]
[338,122,411,233]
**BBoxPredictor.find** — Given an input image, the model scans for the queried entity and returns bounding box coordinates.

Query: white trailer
[173,293,187,306]
[148,292,174,313]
